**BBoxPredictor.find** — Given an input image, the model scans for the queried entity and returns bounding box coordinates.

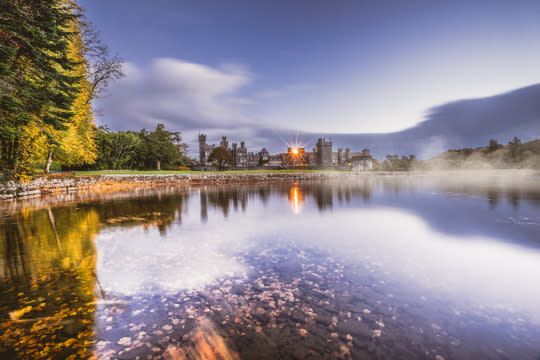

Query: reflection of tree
[487,189,499,210]
[97,194,186,234]
[506,191,520,210]
[0,206,99,359]
[200,186,251,219]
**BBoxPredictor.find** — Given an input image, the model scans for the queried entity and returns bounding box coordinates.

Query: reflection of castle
[198,133,372,170]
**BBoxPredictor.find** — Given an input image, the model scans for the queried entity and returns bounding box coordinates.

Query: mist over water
[1,174,540,359]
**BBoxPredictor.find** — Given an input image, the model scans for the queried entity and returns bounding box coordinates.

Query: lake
[1,174,540,359]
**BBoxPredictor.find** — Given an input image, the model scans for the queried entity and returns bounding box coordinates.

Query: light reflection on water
[1,175,540,359]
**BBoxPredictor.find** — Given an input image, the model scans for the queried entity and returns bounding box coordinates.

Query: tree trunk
[44,150,54,174]
[156,159,161,170]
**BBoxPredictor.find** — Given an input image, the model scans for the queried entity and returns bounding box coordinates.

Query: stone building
[344,148,351,162]
[199,133,372,169]
[198,134,215,165]
[199,134,269,167]
[259,148,270,163]
[314,138,333,166]
[351,148,373,171]
[220,136,229,148]
[231,141,248,166]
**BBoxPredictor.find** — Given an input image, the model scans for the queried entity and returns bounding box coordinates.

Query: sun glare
[289,186,303,214]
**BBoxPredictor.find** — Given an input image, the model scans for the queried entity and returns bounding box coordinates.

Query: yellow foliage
[9,306,33,321]
[20,2,98,172]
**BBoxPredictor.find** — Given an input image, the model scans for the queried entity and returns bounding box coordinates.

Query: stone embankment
[0,172,384,200]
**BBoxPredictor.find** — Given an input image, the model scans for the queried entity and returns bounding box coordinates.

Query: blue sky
[80,0,540,156]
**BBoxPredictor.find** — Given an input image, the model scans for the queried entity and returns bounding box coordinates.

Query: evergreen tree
[0,0,80,180]
[139,124,181,170]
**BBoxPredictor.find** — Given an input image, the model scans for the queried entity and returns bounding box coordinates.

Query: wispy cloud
[101,58,254,131]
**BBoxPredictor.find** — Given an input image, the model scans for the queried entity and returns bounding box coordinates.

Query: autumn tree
[41,1,124,173]
[208,146,235,170]
[42,1,97,173]
[0,0,80,180]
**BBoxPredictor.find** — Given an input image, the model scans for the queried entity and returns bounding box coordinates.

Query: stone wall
[0,172,383,200]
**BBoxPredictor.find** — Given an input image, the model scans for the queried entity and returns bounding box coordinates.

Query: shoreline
[1,169,537,201]
[0,172,373,201]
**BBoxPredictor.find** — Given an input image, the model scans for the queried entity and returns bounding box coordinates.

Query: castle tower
[198,134,207,164]
[220,136,229,148]
[337,148,343,165]
[316,138,333,166]
[344,148,351,162]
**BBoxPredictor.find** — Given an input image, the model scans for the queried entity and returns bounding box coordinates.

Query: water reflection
[0,207,99,359]
[1,175,540,359]
[289,185,303,213]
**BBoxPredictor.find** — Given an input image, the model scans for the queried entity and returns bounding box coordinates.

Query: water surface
[1,175,540,359]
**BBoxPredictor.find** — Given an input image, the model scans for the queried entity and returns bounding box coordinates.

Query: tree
[487,139,502,153]
[208,146,234,170]
[94,127,142,169]
[139,124,181,170]
[508,136,522,160]
[0,0,81,180]
[78,10,124,107]
[41,1,125,174]
[42,2,98,173]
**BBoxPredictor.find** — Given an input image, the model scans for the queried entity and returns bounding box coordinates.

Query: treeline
[375,154,417,171]
[421,137,540,170]
[83,124,191,171]
[0,0,123,180]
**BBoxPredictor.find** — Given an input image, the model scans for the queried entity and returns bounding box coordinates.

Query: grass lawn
[72,169,346,176]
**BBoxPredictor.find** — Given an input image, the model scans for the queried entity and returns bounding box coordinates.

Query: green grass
[72,169,346,176]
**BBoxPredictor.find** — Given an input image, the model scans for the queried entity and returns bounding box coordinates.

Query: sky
[80,0,540,157]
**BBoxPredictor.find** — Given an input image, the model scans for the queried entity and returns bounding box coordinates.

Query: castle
[198,134,372,170]
[199,135,269,166]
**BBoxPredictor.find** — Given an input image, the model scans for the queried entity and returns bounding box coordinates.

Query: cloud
[101,58,253,132]
[98,57,540,159]
[266,83,540,159]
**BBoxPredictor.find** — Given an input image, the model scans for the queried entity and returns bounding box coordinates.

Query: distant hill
[417,138,540,170]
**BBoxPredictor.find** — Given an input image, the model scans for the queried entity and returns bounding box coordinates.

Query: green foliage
[138,124,181,170]
[426,137,540,169]
[0,0,81,179]
[82,124,188,171]
[94,126,142,169]
[487,139,503,153]
[508,136,522,161]
[379,154,416,171]
[208,146,235,170]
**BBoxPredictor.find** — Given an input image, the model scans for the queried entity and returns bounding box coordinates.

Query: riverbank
[1,169,537,201]
[0,171,369,200]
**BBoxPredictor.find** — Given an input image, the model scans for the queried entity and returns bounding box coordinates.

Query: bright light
[289,186,303,213]
[292,148,298,155]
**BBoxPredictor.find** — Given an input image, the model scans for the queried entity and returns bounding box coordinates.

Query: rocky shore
[0,172,387,200]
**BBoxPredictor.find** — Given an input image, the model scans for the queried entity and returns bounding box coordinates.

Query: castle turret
[198,134,207,164]
[220,136,229,148]
[316,138,333,166]
[344,148,351,162]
